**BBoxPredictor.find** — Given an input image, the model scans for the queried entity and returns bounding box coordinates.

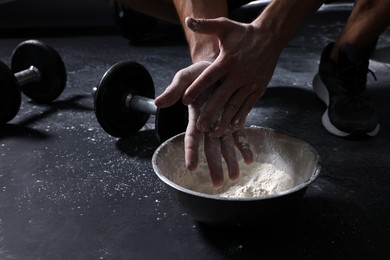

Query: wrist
[250,12,287,55]
[188,34,220,63]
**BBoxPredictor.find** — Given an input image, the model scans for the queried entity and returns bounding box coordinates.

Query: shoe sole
[312,73,380,138]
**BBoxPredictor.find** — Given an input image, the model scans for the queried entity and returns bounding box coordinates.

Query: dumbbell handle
[124,94,157,115]
[14,66,41,86]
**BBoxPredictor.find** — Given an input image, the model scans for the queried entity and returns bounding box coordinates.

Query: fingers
[212,88,248,136]
[233,130,254,165]
[155,61,211,108]
[197,81,262,138]
[184,129,201,171]
[204,129,253,187]
[182,17,239,105]
[183,49,231,103]
[197,75,252,135]
[195,75,238,132]
[184,92,210,171]
[204,135,224,187]
[220,134,239,181]
[185,17,233,37]
[227,88,264,133]
[184,105,202,171]
[155,75,187,108]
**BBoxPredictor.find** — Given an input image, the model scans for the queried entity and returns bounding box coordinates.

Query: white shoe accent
[367,124,380,137]
[313,73,347,136]
[321,109,349,137]
[313,73,380,138]
[312,73,329,105]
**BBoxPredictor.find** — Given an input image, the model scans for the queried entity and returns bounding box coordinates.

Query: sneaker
[312,42,380,139]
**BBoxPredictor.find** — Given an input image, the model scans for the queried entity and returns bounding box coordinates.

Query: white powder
[220,162,294,197]
[176,161,294,198]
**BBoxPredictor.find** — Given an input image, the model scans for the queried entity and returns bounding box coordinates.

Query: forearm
[335,0,390,50]
[173,0,228,62]
[251,0,325,54]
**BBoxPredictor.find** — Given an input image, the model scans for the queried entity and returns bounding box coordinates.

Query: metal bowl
[152,126,321,226]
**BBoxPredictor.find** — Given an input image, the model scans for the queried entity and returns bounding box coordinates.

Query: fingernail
[212,177,224,188]
[186,162,197,171]
[186,17,200,31]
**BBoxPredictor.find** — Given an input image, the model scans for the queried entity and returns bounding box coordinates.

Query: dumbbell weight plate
[0,60,21,124]
[156,100,188,143]
[94,61,155,137]
[11,39,67,103]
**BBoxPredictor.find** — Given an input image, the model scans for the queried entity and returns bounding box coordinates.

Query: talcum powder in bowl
[152,126,321,226]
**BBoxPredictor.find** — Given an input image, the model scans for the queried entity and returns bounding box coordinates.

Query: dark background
[0,1,389,259]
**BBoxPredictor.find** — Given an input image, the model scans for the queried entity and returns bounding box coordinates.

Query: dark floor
[1,4,390,260]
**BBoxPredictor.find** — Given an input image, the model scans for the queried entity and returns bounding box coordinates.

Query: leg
[312,0,390,139]
[117,0,253,24]
[117,0,179,23]
[330,0,390,61]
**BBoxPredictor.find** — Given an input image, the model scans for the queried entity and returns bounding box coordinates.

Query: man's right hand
[155,61,253,187]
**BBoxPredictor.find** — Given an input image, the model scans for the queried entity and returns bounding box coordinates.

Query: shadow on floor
[116,130,160,159]
[196,193,385,259]
[0,94,92,140]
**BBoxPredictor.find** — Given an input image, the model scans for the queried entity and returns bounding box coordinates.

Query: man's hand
[155,61,211,108]
[186,93,253,187]
[155,61,253,187]
[181,16,281,138]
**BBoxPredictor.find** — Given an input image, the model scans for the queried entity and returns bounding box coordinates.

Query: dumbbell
[93,60,188,143]
[0,39,67,124]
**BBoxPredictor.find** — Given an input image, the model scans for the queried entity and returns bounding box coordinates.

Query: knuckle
[174,68,188,81]
[227,101,240,112]
[246,83,258,92]
[214,94,226,106]
[218,17,228,23]
[219,118,230,128]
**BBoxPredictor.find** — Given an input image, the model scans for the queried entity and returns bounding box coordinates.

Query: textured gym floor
[1,4,390,260]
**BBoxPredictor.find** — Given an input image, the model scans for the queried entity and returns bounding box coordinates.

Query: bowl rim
[152,126,321,201]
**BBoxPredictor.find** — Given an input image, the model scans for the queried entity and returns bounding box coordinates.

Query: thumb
[156,61,211,108]
[185,17,229,36]
[155,82,183,108]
